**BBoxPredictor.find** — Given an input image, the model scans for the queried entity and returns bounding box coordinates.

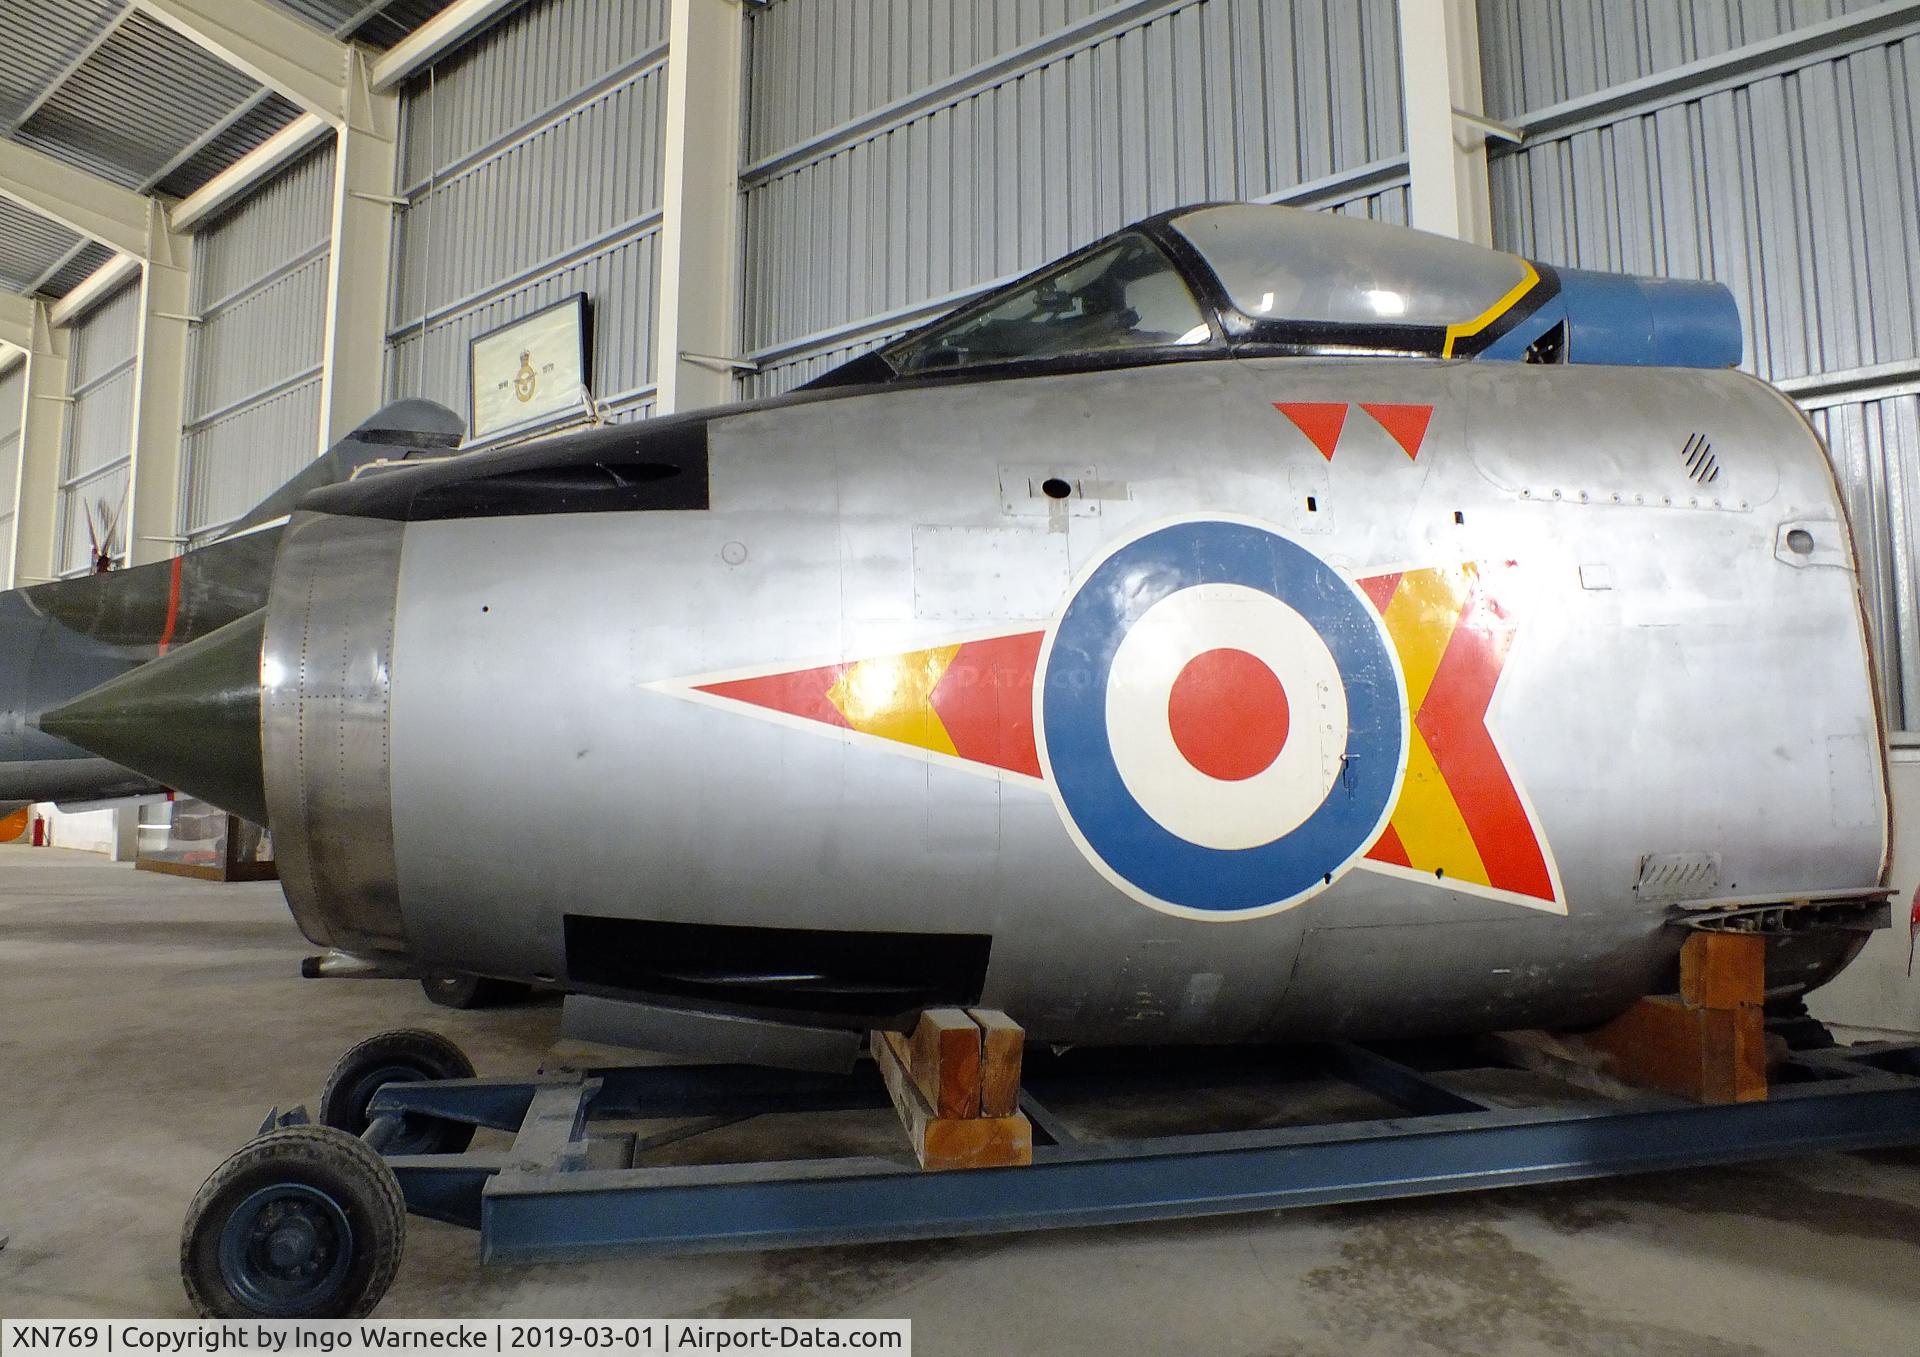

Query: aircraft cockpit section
[884,232,1214,374]
[1164,203,1543,358]
[811,201,1743,389]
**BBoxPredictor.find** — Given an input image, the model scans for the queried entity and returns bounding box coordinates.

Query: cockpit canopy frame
[819,204,1552,388]
[804,201,1739,390]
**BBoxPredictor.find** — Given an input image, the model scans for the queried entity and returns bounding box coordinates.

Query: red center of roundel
[1166,648,1290,781]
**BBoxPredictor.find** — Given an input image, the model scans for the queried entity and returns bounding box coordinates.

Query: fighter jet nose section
[37,610,267,826]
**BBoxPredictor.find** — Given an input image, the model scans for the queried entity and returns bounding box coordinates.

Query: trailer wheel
[319,1029,476,1154]
[181,1125,405,1318]
[421,971,532,1009]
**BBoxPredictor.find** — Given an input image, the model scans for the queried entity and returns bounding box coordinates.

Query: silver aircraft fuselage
[254,357,1886,1045]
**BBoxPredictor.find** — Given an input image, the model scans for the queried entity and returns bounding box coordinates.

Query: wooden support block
[968,1008,1025,1117]
[1579,995,1767,1104]
[871,1030,1033,1170]
[1678,930,1766,1010]
[878,1007,981,1119]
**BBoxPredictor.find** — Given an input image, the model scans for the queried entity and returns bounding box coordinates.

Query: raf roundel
[1035,519,1408,918]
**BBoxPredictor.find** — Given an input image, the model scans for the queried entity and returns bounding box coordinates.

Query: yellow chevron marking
[1443,258,1540,358]
[1377,564,1489,886]
[827,644,962,756]
[1380,567,1467,713]
[1392,727,1492,887]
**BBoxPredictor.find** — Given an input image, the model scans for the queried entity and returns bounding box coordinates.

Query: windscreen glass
[887,234,1211,374]
[1170,204,1532,330]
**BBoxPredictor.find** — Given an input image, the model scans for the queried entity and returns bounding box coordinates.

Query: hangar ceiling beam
[1398,0,1494,245]
[4,298,70,588]
[653,0,745,415]
[129,0,354,126]
[47,254,143,330]
[0,140,155,259]
[160,1,529,238]
[370,0,532,92]
[171,114,336,234]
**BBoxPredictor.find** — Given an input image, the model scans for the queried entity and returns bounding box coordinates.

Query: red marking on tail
[1274,401,1349,460]
[157,555,183,656]
[1359,403,1434,460]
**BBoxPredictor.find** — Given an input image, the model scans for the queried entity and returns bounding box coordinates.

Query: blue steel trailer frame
[313,1038,1920,1266]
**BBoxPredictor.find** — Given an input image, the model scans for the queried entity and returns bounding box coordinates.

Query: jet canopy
[887,231,1215,374]
[824,203,1741,386]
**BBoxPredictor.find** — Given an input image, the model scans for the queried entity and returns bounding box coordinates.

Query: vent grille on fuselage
[1681,433,1719,484]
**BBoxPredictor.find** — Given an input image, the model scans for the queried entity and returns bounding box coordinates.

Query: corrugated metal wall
[58,280,140,578]
[1477,0,1889,116]
[739,0,1408,397]
[0,361,23,585]
[1810,397,1920,727]
[384,0,672,435]
[1479,0,1920,726]
[180,142,335,543]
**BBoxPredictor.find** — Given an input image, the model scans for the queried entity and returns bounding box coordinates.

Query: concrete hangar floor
[1,842,1918,1353]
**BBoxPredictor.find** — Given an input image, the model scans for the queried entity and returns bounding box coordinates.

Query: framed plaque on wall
[468,293,592,441]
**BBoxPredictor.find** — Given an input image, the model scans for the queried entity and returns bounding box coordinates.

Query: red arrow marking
[930,633,1045,777]
[1370,821,1413,868]
[696,662,852,729]
[1413,579,1554,900]
[1360,403,1434,460]
[1274,401,1349,460]
[1355,570,1401,613]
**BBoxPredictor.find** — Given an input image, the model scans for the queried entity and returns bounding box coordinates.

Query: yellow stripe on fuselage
[1392,727,1493,888]
[827,644,962,756]
[1377,567,1490,886]
[1442,259,1540,358]
[1380,567,1467,712]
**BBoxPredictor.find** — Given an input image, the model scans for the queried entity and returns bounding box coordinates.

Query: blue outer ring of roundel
[1040,519,1406,914]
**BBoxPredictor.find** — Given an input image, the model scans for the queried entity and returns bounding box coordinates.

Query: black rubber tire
[318,1028,477,1155]
[181,1125,405,1318]
[421,971,533,1009]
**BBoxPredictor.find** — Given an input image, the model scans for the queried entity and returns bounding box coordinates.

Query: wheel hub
[219,1184,353,1312]
[265,1215,319,1270]
[344,1063,443,1154]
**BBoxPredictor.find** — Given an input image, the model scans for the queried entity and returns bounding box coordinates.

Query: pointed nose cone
[38,610,267,825]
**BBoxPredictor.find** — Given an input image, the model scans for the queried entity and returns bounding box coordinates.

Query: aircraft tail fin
[216,398,465,539]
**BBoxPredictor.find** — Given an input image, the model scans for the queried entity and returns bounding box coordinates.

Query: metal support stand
[341,1037,1920,1265]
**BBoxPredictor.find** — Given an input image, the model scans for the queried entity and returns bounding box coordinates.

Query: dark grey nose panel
[36,609,267,825]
